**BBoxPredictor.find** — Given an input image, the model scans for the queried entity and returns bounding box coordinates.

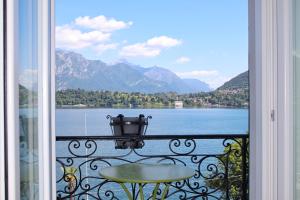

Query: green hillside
[218,71,249,91]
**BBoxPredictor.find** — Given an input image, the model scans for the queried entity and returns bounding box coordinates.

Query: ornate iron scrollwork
[56,134,249,200]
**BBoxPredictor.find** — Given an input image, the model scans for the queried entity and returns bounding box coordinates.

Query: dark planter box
[107,114,151,149]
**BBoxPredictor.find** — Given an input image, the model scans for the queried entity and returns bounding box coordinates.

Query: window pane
[19,0,39,199]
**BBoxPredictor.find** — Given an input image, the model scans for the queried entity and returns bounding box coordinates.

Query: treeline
[56,89,249,108]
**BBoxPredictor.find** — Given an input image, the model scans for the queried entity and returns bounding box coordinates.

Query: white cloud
[56,15,133,52]
[94,43,118,54]
[56,25,111,49]
[74,15,133,32]
[120,36,181,57]
[176,70,219,78]
[146,36,182,48]
[120,43,161,57]
[176,56,191,64]
[176,70,231,89]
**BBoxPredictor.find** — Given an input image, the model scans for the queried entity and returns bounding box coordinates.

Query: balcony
[56,134,249,199]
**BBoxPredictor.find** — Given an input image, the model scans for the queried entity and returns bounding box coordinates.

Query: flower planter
[107,114,151,149]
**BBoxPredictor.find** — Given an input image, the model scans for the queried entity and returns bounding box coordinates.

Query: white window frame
[0,0,5,199]
[37,0,56,199]
[6,0,20,199]
[250,0,294,199]
[4,0,56,199]
[276,0,293,199]
[51,0,56,198]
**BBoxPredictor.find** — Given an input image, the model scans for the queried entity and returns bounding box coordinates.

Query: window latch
[271,109,275,121]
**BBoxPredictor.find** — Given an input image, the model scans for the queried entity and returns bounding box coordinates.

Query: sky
[56,0,248,89]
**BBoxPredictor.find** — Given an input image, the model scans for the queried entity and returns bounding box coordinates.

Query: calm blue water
[56,108,248,199]
[56,108,248,136]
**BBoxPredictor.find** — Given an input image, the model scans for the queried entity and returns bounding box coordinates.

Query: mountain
[182,79,211,92]
[217,71,249,91]
[142,66,211,93]
[56,50,211,93]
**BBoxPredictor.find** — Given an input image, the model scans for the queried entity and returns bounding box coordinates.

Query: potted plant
[107,114,151,149]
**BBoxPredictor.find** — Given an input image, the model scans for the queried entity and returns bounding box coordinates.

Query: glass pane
[18,0,39,199]
[295,0,300,198]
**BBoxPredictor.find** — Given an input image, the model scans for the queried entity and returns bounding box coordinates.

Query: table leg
[119,182,169,200]
[152,183,160,200]
[138,183,145,200]
[119,183,133,200]
[160,183,170,200]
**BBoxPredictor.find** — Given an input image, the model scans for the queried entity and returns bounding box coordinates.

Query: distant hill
[182,79,211,92]
[55,50,211,93]
[213,71,249,107]
[217,71,249,91]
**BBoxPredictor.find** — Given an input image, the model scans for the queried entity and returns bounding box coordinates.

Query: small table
[99,163,195,200]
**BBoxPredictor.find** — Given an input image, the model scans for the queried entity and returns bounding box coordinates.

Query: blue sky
[56,0,248,88]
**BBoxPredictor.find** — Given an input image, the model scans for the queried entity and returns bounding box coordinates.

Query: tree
[205,139,248,199]
[55,89,249,108]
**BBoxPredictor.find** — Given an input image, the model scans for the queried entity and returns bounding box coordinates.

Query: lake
[56,108,248,136]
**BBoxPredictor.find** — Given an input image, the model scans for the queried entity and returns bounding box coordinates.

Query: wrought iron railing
[56,134,249,200]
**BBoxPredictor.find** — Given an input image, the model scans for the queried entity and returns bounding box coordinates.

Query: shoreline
[56,105,249,109]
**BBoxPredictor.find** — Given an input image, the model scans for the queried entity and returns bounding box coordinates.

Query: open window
[1,0,297,199]
[55,1,249,199]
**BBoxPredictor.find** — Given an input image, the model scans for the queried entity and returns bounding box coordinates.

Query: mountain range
[56,50,212,93]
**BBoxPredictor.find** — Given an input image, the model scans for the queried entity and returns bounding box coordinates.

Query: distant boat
[175,101,183,108]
